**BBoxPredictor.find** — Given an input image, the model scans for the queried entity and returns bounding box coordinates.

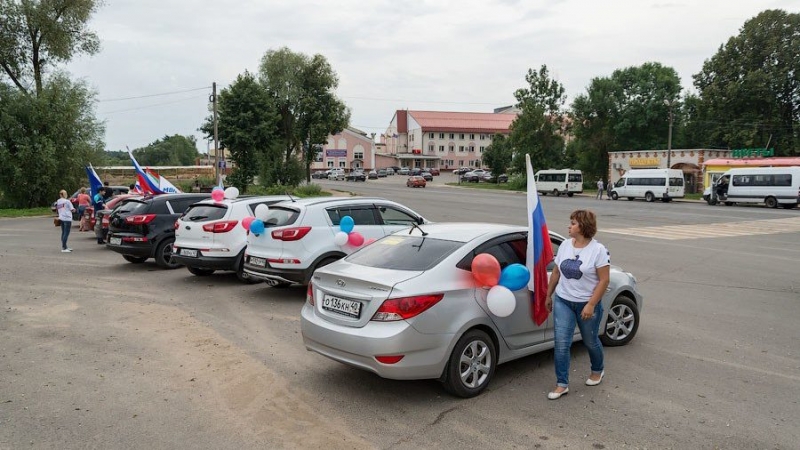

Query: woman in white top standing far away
[56,189,75,252]
[544,209,610,400]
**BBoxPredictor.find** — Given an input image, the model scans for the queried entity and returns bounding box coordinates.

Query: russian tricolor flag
[526,154,554,325]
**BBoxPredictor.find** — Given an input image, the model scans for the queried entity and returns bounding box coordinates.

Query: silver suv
[243,197,428,286]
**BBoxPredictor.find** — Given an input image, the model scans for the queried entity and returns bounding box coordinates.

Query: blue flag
[85,164,104,206]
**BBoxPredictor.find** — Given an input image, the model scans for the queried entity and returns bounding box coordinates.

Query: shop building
[608,149,732,193]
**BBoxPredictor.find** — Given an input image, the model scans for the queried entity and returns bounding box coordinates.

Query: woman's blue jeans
[60,220,72,249]
[553,293,604,387]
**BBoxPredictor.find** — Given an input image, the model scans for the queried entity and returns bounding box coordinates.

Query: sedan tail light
[202,220,239,233]
[271,226,312,241]
[125,214,156,225]
[307,282,315,305]
[371,294,444,321]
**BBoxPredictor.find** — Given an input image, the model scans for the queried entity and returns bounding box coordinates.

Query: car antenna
[409,222,428,236]
[285,190,296,202]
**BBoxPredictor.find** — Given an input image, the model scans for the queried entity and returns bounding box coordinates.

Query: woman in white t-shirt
[544,209,610,400]
[55,189,76,253]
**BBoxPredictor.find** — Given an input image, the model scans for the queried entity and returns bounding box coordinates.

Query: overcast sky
[66,0,793,154]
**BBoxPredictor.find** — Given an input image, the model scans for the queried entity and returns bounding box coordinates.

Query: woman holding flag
[545,209,610,400]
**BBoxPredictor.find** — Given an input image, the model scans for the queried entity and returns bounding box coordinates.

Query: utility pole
[664,99,674,200]
[211,82,220,186]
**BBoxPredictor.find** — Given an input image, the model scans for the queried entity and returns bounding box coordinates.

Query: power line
[99,95,207,115]
[98,86,210,102]
[343,95,503,106]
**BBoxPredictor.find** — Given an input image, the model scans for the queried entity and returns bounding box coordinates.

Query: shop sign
[325,149,347,157]
[630,158,660,167]
[731,148,774,158]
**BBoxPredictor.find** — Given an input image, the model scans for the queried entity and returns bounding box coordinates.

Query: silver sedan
[301,223,642,397]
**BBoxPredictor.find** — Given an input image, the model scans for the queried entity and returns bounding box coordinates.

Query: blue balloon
[340,215,355,234]
[250,219,265,236]
[498,263,530,291]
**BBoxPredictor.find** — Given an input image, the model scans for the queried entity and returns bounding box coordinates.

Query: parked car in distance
[328,169,345,181]
[94,194,143,243]
[398,167,410,175]
[173,195,292,282]
[301,223,642,397]
[421,172,433,182]
[428,168,440,176]
[384,168,394,175]
[367,170,379,180]
[453,167,471,175]
[311,170,330,179]
[377,169,387,178]
[346,171,367,182]
[106,193,211,268]
[406,176,427,188]
[243,197,428,287]
[483,172,509,183]
[461,169,487,182]
[410,168,422,176]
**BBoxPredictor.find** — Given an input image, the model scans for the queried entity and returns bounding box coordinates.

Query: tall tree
[0,0,102,96]
[0,74,104,207]
[258,47,350,185]
[509,65,567,174]
[201,71,279,191]
[481,133,513,182]
[692,9,799,155]
[569,62,682,179]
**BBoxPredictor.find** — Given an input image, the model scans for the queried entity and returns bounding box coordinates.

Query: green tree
[132,135,199,166]
[481,133,513,182]
[568,62,682,179]
[0,0,102,96]
[258,47,350,185]
[0,75,104,207]
[508,65,567,175]
[201,71,279,191]
[692,9,799,155]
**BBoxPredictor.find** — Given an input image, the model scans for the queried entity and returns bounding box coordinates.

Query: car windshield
[182,204,228,222]
[346,235,463,271]
[116,199,149,215]
[261,206,300,227]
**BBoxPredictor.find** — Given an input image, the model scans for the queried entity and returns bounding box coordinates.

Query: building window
[339,161,346,168]
[489,135,492,140]
[459,145,465,152]
[469,146,475,152]
[439,133,444,139]
[439,145,445,152]
[354,152,363,159]
[480,146,485,153]
[460,133,465,140]
[470,134,475,140]
[327,161,334,168]
[449,133,455,139]
[428,145,434,153]
[429,133,434,139]
[480,134,486,140]
[449,144,454,152]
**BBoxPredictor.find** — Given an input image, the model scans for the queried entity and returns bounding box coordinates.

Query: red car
[406,176,426,188]
[428,168,440,176]
[93,194,143,242]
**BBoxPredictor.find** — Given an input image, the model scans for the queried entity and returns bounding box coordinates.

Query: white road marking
[603,217,800,240]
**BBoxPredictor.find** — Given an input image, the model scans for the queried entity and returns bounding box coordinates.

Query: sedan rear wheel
[442,329,496,398]
[600,295,639,347]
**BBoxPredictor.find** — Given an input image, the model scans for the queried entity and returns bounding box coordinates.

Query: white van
[611,169,684,202]
[702,167,800,208]
[534,169,583,197]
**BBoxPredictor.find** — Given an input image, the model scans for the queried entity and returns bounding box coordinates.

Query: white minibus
[702,167,800,208]
[534,169,583,197]
[611,169,684,202]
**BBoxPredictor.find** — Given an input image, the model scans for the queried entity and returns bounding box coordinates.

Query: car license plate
[249,256,266,267]
[180,249,197,257]
[109,237,121,245]
[321,294,361,318]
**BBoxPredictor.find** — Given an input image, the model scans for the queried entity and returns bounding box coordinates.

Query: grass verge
[0,207,53,218]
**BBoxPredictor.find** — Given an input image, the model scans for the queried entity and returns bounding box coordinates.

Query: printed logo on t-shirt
[560,256,583,280]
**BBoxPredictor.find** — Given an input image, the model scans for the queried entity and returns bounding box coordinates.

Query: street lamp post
[664,99,674,200]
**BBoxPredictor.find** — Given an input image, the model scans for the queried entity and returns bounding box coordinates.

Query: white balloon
[333,231,349,246]
[254,204,270,220]
[224,186,239,199]
[486,285,516,317]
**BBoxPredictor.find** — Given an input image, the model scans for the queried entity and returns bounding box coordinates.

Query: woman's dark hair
[570,209,597,239]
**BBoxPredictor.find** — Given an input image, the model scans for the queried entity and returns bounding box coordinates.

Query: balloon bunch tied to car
[471,253,531,317]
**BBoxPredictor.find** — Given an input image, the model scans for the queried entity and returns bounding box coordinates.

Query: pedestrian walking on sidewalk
[596,179,604,199]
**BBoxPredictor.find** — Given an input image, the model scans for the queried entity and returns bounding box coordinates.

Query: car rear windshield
[182,204,228,222]
[262,207,300,227]
[346,235,463,271]
[116,200,149,215]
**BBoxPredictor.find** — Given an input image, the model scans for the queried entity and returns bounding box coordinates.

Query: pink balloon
[211,189,224,202]
[347,231,365,246]
[364,238,377,246]
[241,216,255,230]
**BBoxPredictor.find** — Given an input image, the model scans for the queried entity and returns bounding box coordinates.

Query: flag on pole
[526,154,554,325]
[145,168,182,194]
[85,164,104,206]
[126,147,164,195]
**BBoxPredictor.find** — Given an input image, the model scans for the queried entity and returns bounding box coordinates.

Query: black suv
[345,170,366,182]
[106,193,210,268]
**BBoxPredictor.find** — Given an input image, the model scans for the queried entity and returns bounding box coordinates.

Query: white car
[172,195,291,282]
[328,169,345,181]
[243,197,428,287]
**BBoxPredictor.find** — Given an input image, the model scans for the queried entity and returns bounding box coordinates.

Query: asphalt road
[2,175,799,449]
